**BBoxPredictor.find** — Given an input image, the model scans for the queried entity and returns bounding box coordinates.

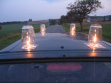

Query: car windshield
[0,0,111,83]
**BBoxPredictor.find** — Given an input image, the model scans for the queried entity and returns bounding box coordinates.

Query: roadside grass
[0,24,23,39]
[0,34,21,50]
[0,24,49,50]
[62,23,111,43]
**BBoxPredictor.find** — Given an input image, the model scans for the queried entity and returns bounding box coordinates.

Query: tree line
[0,21,28,25]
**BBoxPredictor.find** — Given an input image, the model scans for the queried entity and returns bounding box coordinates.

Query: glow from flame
[93,29,97,48]
[93,48,95,52]
[41,28,45,36]
[70,27,75,36]
[89,52,97,57]
[72,32,74,36]
[94,34,96,43]
[42,32,45,36]
[42,29,44,32]
[27,37,30,45]
[95,29,96,32]
[27,37,30,51]
[72,27,75,31]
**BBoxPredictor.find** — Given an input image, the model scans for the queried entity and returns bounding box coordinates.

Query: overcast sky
[0,0,111,22]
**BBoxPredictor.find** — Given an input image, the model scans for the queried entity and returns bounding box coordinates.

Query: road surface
[46,25,66,33]
[46,25,88,41]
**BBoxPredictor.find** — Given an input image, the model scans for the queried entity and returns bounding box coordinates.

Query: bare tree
[67,0,103,31]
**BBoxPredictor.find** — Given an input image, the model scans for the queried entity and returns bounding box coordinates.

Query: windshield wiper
[1,57,111,64]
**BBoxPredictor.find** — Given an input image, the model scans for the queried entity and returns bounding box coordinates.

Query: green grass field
[62,23,111,43]
[0,24,49,50]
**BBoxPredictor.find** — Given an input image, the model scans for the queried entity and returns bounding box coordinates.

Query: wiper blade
[1,57,111,64]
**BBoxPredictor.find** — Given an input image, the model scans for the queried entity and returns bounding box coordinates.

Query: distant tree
[50,19,56,25]
[66,11,76,23]
[29,19,32,22]
[60,15,65,24]
[60,15,69,24]
[67,0,103,31]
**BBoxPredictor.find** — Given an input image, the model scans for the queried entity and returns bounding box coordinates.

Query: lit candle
[22,25,36,50]
[88,24,102,44]
[86,24,104,49]
[70,23,76,37]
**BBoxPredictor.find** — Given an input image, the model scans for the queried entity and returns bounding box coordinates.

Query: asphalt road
[46,25,88,41]
[46,25,66,33]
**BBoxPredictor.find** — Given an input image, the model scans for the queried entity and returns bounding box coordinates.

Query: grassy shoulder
[62,23,111,43]
[0,24,49,50]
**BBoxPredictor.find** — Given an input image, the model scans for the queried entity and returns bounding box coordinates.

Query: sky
[0,0,111,22]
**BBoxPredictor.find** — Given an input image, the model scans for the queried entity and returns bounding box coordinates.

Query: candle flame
[72,32,74,36]
[95,29,96,32]
[70,27,75,36]
[26,37,30,51]
[41,31,45,36]
[71,27,75,31]
[41,28,45,36]
[94,34,96,43]
[27,37,30,45]
[42,29,44,32]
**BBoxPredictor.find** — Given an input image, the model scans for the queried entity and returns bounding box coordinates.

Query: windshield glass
[1,62,111,83]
